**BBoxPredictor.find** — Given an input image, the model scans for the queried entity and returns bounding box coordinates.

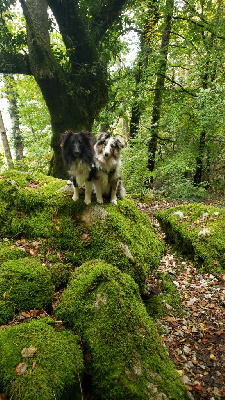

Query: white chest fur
[69,159,91,186]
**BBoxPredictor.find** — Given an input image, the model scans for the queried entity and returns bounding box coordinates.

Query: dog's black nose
[105,152,109,157]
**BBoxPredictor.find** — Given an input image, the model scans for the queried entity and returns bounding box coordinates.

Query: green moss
[56,260,188,400]
[156,203,225,273]
[49,262,72,289]
[0,241,27,264]
[0,318,84,399]
[0,170,164,291]
[0,257,54,315]
[144,274,182,319]
[0,301,14,325]
[66,200,165,290]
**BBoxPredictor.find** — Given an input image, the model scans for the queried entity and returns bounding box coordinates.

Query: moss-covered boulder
[56,261,188,400]
[0,257,54,324]
[0,170,164,290]
[0,318,84,400]
[0,240,27,263]
[156,203,225,272]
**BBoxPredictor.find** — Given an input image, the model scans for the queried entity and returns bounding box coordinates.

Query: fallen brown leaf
[21,346,37,358]
[15,363,27,376]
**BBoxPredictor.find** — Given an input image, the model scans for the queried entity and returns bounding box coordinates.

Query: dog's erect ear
[60,131,73,145]
[115,137,125,149]
[97,132,110,142]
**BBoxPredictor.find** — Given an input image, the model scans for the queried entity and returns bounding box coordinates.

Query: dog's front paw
[84,199,91,205]
[96,197,103,205]
[110,199,117,205]
[72,195,79,201]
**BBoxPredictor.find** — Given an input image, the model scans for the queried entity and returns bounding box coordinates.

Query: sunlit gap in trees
[110,11,139,73]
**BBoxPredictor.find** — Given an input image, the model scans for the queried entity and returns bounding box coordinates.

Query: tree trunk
[130,1,159,139]
[193,129,206,186]
[4,76,24,161]
[147,0,174,183]
[0,111,14,168]
[130,64,142,139]
[19,0,109,179]
[193,19,214,186]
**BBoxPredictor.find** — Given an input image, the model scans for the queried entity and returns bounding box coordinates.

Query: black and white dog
[93,132,126,205]
[61,131,96,205]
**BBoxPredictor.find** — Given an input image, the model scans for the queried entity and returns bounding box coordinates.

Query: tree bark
[130,64,142,139]
[0,111,14,168]
[193,16,215,186]
[193,129,206,186]
[4,76,24,161]
[130,0,159,139]
[147,0,174,184]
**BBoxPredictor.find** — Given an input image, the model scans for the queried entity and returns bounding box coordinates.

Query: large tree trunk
[18,0,110,178]
[1,0,127,178]
[147,0,174,184]
[0,111,14,168]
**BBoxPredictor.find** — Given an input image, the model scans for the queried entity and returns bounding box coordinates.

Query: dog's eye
[98,141,105,146]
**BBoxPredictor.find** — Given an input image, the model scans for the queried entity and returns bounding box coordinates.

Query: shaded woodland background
[0,0,224,201]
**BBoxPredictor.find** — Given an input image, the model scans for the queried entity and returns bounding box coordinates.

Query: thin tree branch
[163,73,196,97]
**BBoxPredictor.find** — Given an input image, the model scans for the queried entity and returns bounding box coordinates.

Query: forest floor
[1,197,224,400]
[136,198,225,400]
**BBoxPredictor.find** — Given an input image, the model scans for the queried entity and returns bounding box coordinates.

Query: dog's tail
[117,178,126,199]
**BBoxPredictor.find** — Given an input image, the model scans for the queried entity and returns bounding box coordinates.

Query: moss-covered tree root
[56,260,189,400]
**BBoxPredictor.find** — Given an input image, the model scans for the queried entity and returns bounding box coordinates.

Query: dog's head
[61,131,94,167]
[95,132,125,159]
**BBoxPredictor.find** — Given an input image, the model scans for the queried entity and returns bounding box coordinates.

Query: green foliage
[156,204,225,273]
[122,135,153,194]
[56,260,188,400]
[0,318,84,400]
[0,257,54,315]
[95,0,225,198]
[15,75,52,174]
[155,150,209,201]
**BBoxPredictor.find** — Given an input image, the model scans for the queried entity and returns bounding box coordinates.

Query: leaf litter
[137,199,225,400]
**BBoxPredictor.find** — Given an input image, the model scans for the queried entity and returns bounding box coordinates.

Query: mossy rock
[0,170,164,291]
[144,273,182,320]
[0,318,84,400]
[0,257,54,323]
[0,300,15,325]
[49,262,72,289]
[0,240,27,264]
[56,260,188,400]
[156,203,225,272]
